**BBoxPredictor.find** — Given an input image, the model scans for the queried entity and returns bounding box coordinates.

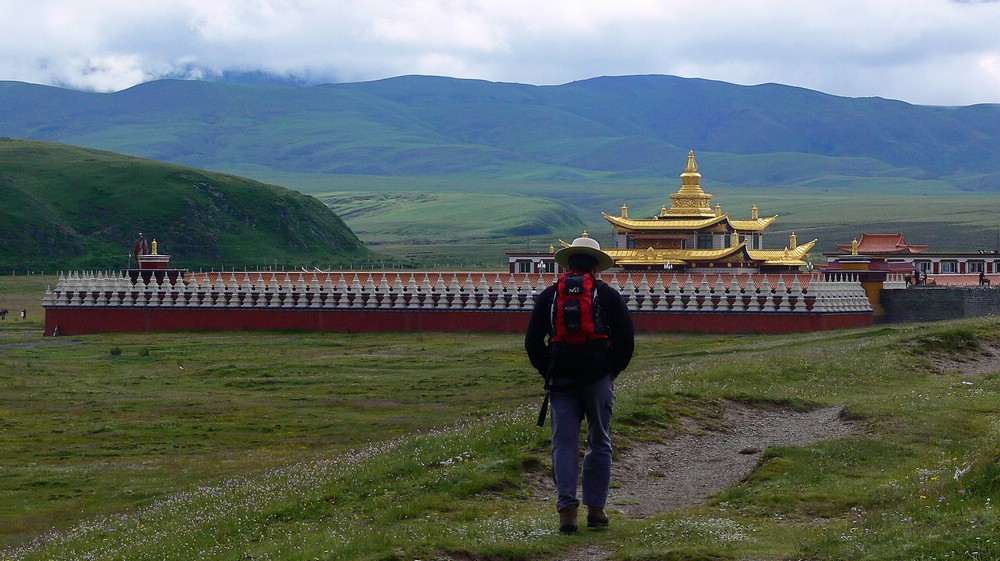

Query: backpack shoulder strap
[548,277,563,337]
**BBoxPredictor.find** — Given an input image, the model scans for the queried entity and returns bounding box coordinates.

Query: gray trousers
[549,375,616,512]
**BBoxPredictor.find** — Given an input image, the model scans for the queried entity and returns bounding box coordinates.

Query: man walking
[525,233,634,533]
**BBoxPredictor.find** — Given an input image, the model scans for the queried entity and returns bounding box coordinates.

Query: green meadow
[1,275,999,560]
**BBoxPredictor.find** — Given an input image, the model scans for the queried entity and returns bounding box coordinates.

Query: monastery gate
[43,270,877,336]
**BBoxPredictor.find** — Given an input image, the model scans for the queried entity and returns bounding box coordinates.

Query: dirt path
[552,403,856,561]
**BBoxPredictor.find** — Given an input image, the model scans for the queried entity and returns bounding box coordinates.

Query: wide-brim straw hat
[554,235,615,272]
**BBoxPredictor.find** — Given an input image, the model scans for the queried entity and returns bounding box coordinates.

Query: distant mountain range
[2,74,998,191]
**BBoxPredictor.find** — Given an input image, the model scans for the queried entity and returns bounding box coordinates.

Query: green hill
[0,139,371,271]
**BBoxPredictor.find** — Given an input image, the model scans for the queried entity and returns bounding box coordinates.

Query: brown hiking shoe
[558,506,578,533]
[587,506,609,528]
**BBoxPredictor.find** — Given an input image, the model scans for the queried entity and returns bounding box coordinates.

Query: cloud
[0,0,998,105]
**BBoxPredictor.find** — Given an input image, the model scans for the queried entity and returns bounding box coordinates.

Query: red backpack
[550,272,608,345]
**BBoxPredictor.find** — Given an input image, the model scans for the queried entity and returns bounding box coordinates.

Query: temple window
[697,234,713,249]
[517,261,532,273]
[968,261,985,273]
[940,261,958,274]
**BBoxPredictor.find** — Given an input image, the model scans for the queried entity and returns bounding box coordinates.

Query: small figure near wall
[133,232,149,259]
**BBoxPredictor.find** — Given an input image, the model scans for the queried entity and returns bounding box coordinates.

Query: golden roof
[747,238,817,266]
[603,212,777,233]
[729,216,778,232]
[558,236,817,267]
[605,243,755,266]
[602,212,731,232]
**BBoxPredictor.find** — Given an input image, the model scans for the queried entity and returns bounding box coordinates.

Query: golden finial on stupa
[621,203,628,219]
[549,244,555,253]
[666,150,715,218]
[151,239,158,255]
[851,238,859,255]
[715,203,722,217]
[790,232,797,249]
[685,149,698,173]
[679,151,703,190]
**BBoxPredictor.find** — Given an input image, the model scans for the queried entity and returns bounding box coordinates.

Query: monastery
[508,151,815,274]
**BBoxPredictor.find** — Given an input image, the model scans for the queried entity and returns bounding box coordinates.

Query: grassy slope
[2,275,998,560]
[315,190,587,268]
[0,139,371,271]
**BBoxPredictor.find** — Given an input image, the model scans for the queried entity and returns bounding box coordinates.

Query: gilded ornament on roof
[666,150,716,218]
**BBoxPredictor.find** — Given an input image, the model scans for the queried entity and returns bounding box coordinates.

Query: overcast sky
[1,0,999,106]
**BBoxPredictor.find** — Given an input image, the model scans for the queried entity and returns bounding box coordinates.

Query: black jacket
[524,276,634,385]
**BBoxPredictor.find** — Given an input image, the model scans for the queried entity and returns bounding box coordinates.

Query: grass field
[1,275,999,560]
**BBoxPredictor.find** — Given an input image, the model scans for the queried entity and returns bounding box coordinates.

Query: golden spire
[549,244,555,253]
[667,150,715,218]
[751,205,759,220]
[852,238,859,255]
[715,203,722,217]
[790,232,797,249]
[151,239,158,255]
[621,203,628,219]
